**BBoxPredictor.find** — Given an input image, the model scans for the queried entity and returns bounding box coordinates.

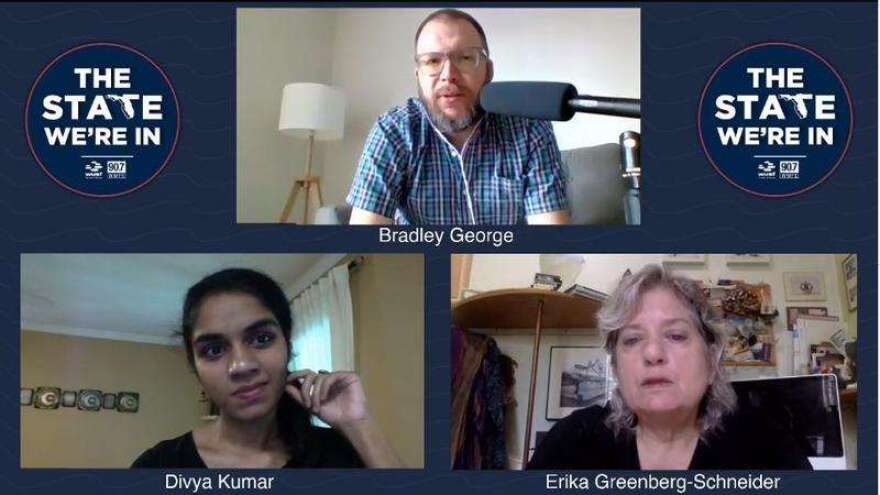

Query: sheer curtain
[289,264,354,374]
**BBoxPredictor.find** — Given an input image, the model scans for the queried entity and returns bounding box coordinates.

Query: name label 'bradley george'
[378,227,514,248]
[165,474,275,492]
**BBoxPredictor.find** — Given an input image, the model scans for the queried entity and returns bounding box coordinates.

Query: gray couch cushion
[315,204,352,225]
[561,143,627,225]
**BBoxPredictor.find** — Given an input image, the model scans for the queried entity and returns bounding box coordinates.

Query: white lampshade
[278,83,345,141]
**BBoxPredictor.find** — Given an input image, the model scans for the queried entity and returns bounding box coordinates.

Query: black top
[131,427,364,468]
[528,404,813,470]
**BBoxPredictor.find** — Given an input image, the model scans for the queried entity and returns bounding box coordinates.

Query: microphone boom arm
[568,95,640,119]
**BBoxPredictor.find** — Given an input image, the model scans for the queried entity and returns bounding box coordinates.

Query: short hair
[596,264,737,439]
[414,9,489,53]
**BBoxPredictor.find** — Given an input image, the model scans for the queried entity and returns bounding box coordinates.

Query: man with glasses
[347,9,570,225]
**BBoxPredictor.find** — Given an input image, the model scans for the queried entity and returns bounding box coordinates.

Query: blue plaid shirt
[346,98,568,225]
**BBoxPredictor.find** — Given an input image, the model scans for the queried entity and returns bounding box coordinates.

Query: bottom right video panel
[450,253,858,471]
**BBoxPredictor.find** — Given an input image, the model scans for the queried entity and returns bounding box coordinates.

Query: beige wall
[236,9,336,223]
[349,254,424,468]
[21,331,202,468]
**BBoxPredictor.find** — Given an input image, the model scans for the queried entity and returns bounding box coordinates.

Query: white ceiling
[21,253,339,345]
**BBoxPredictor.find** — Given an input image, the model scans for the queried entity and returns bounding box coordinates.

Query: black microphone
[619,131,641,225]
[480,81,640,120]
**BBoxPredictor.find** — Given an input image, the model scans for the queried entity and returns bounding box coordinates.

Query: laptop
[731,374,847,470]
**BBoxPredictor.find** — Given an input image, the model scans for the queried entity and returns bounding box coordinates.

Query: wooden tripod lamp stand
[278,83,345,224]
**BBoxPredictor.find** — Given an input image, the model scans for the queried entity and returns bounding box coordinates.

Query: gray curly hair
[597,264,736,439]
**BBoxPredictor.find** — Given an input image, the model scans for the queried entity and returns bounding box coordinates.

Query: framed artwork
[661,254,706,265]
[546,346,607,420]
[786,306,829,331]
[842,254,857,310]
[783,272,826,301]
[117,392,140,413]
[78,389,102,411]
[102,393,117,410]
[34,387,61,409]
[726,254,771,265]
[61,391,77,407]
[20,388,33,406]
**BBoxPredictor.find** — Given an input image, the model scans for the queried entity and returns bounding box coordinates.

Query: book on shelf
[564,284,608,300]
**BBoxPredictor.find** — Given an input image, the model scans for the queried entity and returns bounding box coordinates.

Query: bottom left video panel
[20,253,424,469]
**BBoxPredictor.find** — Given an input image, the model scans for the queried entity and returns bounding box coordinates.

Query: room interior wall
[348,254,425,468]
[463,254,855,467]
[21,330,202,468]
[236,9,336,223]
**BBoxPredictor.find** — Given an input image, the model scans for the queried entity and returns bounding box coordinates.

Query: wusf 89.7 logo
[25,43,180,197]
[698,42,852,197]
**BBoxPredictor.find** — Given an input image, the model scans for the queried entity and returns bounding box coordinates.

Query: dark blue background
[25,43,179,197]
[0,2,875,494]
[698,43,852,196]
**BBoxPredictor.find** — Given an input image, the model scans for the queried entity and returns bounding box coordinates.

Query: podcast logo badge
[25,43,180,197]
[698,42,852,197]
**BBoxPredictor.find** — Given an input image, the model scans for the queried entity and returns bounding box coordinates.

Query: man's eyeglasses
[415,47,488,77]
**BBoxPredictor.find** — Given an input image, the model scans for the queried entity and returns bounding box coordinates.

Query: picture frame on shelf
[61,390,77,408]
[842,254,857,310]
[20,388,33,406]
[117,392,140,413]
[786,306,829,331]
[78,389,103,411]
[661,254,706,265]
[783,272,826,301]
[34,387,60,409]
[546,346,607,420]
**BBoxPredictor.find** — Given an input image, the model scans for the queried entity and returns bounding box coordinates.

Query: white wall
[237,8,641,222]
[466,254,850,465]
[236,9,336,223]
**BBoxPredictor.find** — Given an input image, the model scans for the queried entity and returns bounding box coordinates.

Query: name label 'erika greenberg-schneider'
[24,42,180,198]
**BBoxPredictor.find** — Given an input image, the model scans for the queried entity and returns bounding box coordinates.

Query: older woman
[529,265,811,470]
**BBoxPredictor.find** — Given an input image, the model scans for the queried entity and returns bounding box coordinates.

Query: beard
[418,85,484,134]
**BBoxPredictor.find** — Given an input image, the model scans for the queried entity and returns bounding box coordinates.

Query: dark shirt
[131,427,364,468]
[528,404,813,470]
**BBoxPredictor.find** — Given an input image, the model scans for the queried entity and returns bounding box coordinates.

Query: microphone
[619,131,641,225]
[620,131,641,190]
[480,81,640,120]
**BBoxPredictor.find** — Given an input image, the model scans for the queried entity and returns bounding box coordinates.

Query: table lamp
[278,82,345,224]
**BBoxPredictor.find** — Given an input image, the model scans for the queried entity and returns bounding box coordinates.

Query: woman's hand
[285,369,402,468]
[286,369,369,428]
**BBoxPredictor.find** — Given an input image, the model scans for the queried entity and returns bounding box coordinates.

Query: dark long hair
[180,268,310,460]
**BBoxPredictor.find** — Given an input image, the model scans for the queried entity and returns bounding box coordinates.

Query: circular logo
[25,43,180,198]
[698,42,852,197]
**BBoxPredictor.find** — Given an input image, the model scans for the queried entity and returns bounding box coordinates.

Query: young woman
[132,268,400,468]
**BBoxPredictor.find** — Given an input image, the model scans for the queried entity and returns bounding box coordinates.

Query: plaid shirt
[346,98,569,225]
